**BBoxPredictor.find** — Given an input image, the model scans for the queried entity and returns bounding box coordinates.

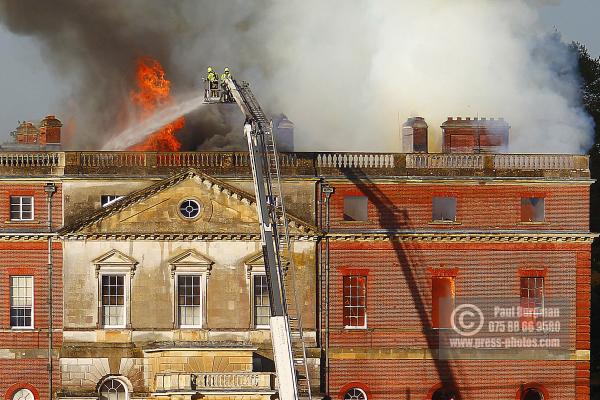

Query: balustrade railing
[0,151,588,176]
[316,153,395,168]
[154,372,273,392]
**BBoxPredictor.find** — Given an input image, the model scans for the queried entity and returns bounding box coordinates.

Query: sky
[0,0,598,143]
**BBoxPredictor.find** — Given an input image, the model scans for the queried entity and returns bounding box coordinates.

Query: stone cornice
[326,232,597,243]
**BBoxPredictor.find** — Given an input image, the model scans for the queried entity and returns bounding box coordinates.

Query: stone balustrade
[0,151,588,178]
[154,372,274,392]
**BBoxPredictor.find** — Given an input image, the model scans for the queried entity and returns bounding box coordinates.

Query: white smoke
[236,0,592,153]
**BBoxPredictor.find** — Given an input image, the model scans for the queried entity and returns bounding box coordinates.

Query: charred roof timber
[441,116,510,154]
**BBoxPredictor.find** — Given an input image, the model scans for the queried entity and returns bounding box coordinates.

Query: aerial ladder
[204,76,312,400]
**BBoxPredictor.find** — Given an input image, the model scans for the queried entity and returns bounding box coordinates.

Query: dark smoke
[0,0,265,150]
[0,1,594,153]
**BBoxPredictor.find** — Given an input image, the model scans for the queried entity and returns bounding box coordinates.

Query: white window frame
[175,272,205,328]
[10,275,34,330]
[251,273,271,329]
[10,196,34,221]
[99,272,128,329]
[93,250,138,330]
[245,251,289,330]
[11,388,35,400]
[343,275,368,330]
[98,376,130,400]
[169,250,213,329]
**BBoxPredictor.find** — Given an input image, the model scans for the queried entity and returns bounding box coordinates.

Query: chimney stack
[402,117,428,153]
[39,115,62,145]
[274,114,294,152]
[441,117,509,153]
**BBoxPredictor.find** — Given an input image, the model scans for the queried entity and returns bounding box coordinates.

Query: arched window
[432,388,458,400]
[343,388,367,400]
[99,378,128,400]
[522,388,544,400]
[11,389,34,400]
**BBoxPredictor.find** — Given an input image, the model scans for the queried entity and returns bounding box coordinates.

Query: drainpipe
[44,182,57,399]
[321,183,334,394]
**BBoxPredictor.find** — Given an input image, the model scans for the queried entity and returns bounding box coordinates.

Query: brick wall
[327,183,589,232]
[0,241,63,399]
[323,240,588,398]
[325,241,581,346]
[330,359,576,400]
[0,359,59,400]
[0,183,62,232]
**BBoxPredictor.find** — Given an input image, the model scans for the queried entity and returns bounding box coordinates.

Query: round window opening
[179,199,201,219]
[522,388,544,400]
[99,378,127,400]
[12,389,34,400]
[432,388,459,400]
[344,388,367,400]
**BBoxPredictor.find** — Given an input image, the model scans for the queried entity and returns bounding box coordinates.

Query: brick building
[0,170,62,400]
[0,116,592,400]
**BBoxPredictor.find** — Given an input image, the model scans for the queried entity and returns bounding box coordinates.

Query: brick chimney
[39,115,62,145]
[402,117,428,153]
[441,117,509,153]
[15,121,40,144]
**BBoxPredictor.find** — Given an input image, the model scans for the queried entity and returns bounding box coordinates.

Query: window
[11,389,34,400]
[432,196,456,222]
[521,388,544,400]
[344,388,367,400]
[253,274,270,328]
[343,196,368,221]
[99,378,127,400]
[521,197,544,222]
[179,199,201,219]
[177,275,202,327]
[431,388,458,400]
[343,275,367,328]
[520,276,544,320]
[10,276,33,328]
[102,275,126,328]
[432,276,455,329]
[101,195,124,207]
[10,196,33,221]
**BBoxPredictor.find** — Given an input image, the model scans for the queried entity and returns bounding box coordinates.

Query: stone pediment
[60,169,317,238]
[92,249,138,277]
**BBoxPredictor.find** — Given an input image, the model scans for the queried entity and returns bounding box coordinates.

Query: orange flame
[128,57,183,151]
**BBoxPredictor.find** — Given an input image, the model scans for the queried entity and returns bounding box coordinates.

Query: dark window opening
[522,388,544,400]
[432,197,456,222]
[101,195,123,207]
[521,197,544,222]
[343,196,368,221]
[432,388,458,400]
[432,277,455,329]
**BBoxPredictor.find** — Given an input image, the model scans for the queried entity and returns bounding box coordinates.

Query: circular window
[179,199,201,219]
[99,378,127,400]
[432,388,458,400]
[12,389,34,400]
[344,388,367,400]
[522,388,544,400]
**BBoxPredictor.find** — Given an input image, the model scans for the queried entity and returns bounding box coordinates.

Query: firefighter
[206,66,219,99]
[220,67,232,102]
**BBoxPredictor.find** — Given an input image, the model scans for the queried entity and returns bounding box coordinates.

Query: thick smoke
[0,0,593,153]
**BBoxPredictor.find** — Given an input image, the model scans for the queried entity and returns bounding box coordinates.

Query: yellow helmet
[224,67,230,73]
[207,67,213,72]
